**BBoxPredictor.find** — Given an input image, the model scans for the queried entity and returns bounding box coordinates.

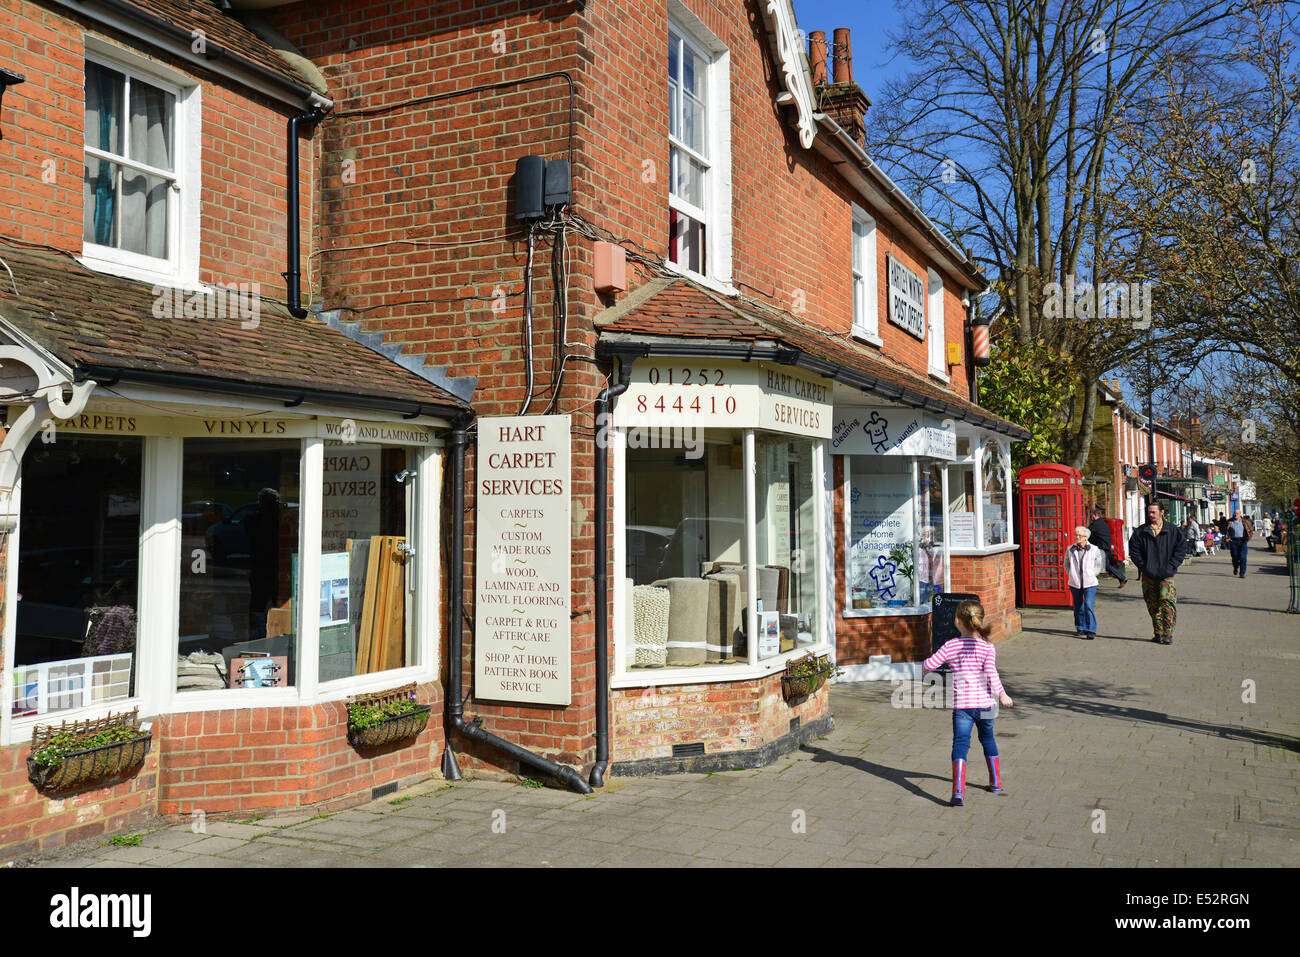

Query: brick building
[0,0,1024,857]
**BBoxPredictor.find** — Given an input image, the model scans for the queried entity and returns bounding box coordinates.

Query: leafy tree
[977,334,1076,473]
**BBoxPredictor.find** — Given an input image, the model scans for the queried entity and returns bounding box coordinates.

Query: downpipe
[441,416,591,794]
[285,107,325,319]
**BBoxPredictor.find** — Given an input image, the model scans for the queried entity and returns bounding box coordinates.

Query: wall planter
[346,682,431,748]
[781,654,834,702]
[27,708,152,791]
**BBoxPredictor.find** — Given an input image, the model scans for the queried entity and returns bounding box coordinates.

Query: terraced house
[0,0,1025,858]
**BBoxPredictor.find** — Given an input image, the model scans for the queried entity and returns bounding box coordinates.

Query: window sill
[78,250,199,292]
[948,543,1019,556]
[928,367,951,384]
[6,697,145,747]
[611,643,830,689]
[663,258,738,298]
[852,329,884,348]
[841,605,931,619]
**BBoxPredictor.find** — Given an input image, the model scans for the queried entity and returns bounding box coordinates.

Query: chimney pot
[833,27,852,83]
[809,30,828,86]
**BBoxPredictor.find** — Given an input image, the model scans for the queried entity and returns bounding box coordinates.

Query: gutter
[49,0,332,110]
[440,417,593,794]
[75,363,466,422]
[597,337,1030,440]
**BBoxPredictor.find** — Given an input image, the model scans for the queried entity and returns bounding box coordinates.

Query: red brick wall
[156,681,442,816]
[0,0,307,291]
[611,671,829,762]
[0,737,159,862]
[948,551,1021,643]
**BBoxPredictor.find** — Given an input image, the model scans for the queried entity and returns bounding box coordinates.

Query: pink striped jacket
[922,636,1006,710]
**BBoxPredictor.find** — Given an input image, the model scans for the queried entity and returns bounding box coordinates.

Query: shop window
[756,437,822,658]
[980,437,1010,546]
[13,436,142,718]
[177,440,301,691]
[318,445,417,681]
[845,457,916,609]
[947,463,978,547]
[624,430,750,669]
[917,461,946,600]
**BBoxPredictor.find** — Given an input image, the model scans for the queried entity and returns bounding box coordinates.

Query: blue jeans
[1231,538,1247,575]
[1104,555,1127,582]
[1070,585,1097,633]
[952,708,999,762]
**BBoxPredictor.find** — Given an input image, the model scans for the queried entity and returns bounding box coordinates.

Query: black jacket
[1128,522,1188,580]
[1088,518,1114,557]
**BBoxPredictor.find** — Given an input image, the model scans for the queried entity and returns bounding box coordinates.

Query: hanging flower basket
[781,654,834,702]
[27,708,152,791]
[346,683,431,748]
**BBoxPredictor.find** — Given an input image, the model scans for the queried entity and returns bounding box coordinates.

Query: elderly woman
[1066,525,1106,640]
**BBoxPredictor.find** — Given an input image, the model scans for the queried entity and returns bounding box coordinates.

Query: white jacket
[1066,542,1105,588]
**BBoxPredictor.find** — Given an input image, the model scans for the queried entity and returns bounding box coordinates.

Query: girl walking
[922,600,1014,806]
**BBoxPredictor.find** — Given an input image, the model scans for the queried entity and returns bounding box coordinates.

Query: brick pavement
[19,541,1298,868]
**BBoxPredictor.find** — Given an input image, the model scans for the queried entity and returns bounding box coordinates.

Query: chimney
[812,27,870,146]
[1190,415,1202,444]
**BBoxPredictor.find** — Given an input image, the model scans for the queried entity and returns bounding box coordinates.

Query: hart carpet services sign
[474,415,572,706]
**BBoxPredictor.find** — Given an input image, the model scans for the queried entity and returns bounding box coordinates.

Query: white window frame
[0,407,444,746]
[80,38,202,289]
[947,428,1019,556]
[841,455,932,618]
[665,1,733,289]
[927,268,948,381]
[611,424,829,688]
[851,205,881,346]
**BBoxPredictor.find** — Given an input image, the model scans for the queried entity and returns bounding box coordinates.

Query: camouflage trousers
[1141,575,1177,637]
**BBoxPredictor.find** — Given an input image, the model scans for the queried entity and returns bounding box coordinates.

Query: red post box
[1017,463,1085,606]
[1105,516,1125,563]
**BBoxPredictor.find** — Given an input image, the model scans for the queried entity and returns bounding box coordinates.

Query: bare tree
[866,0,1263,467]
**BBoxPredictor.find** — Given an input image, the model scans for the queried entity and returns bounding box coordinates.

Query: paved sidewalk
[23,542,1299,868]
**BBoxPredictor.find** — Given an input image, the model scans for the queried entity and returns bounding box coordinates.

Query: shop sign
[17,408,437,444]
[830,406,956,460]
[614,360,831,439]
[886,254,927,341]
[321,446,382,553]
[474,415,572,706]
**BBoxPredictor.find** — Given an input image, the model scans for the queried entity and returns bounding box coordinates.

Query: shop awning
[0,241,470,419]
[596,276,1030,440]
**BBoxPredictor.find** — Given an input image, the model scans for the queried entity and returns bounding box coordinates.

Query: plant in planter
[346,683,431,748]
[781,653,835,702]
[27,708,151,791]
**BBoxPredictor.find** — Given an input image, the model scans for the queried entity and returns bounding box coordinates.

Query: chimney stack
[812,27,870,147]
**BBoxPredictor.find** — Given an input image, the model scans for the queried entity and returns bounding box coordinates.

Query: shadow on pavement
[798,743,951,806]
[1015,676,1300,754]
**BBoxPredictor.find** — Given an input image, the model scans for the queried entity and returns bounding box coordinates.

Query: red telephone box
[1017,463,1085,606]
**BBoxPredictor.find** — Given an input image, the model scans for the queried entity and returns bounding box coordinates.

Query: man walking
[1128,503,1189,645]
[1228,511,1254,578]
[1087,506,1126,587]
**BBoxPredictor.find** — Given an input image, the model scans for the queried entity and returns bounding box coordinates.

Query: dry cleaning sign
[474,415,572,706]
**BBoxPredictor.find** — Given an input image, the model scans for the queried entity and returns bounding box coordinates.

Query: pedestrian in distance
[1087,505,1126,587]
[1066,526,1106,639]
[1186,515,1204,556]
[1228,510,1254,578]
[1128,503,1189,645]
[921,600,1013,806]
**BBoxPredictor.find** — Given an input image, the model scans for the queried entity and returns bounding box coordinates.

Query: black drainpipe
[590,360,633,788]
[286,107,325,319]
[441,415,592,794]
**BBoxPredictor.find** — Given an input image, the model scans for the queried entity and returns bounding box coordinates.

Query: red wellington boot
[987,755,1006,795]
[950,760,966,806]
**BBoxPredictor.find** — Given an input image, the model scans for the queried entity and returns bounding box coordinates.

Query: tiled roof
[0,241,467,412]
[596,276,1029,439]
[118,0,313,93]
